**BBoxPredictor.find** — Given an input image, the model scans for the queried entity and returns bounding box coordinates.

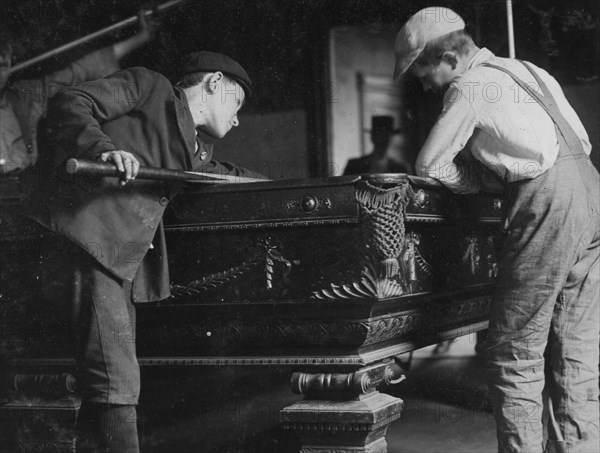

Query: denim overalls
[482,61,600,453]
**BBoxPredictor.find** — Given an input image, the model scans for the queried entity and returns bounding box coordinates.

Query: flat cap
[179,51,252,96]
[393,7,465,80]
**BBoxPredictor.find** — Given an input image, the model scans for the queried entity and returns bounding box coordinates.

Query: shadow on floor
[384,348,497,453]
[136,336,497,452]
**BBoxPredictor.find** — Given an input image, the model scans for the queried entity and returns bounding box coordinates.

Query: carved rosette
[355,180,412,279]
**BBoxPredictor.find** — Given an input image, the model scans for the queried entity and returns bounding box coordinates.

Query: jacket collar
[173,86,199,167]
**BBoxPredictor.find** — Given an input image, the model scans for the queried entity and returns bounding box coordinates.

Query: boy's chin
[198,127,226,140]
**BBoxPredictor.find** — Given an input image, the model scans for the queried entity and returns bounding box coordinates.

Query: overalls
[482,61,600,453]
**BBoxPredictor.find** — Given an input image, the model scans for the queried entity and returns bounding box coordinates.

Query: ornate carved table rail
[0,173,505,452]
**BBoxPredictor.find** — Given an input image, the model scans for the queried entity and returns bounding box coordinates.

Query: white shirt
[416,48,591,193]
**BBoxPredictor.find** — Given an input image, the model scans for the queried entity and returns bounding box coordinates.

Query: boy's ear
[441,51,458,70]
[207,71,224,94]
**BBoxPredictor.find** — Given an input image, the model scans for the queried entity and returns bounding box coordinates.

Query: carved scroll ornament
[170,236,298,298]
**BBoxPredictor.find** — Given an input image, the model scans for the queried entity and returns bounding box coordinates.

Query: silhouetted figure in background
[343,115,410,175]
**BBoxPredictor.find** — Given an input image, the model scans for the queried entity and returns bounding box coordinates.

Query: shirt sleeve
[47,67,157,164]
[415,84,481,194]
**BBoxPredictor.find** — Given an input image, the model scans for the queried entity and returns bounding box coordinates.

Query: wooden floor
[136,333,498,452]
[387,337,497,453]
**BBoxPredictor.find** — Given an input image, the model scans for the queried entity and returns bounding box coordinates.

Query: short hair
[415,30,476,66]
[177,71,210,89]
[177,71,238,90]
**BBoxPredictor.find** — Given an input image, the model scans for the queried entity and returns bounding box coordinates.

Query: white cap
[393,7,465,80]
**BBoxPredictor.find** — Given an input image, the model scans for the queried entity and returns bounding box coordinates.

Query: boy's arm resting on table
[415,84,481,194]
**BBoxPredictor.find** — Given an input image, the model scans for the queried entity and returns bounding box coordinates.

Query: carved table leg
[1,373,80,453]
[281,359,405,452]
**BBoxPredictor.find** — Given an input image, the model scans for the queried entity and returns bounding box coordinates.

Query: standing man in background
[343,115,409,175]
[393,6,599,453]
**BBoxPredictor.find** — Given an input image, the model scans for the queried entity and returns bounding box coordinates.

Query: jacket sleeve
[47,67,165,164]
[196,159,270,180]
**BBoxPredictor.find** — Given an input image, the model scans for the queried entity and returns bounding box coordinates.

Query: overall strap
[480,61,585,157]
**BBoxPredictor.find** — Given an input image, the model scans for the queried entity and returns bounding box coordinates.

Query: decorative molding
[486,235,499,279]
[10,322,491,370]
[297,439,388,453]
[405,214,447,223]
[136,356,367,367]
[493,198,503,212]
[400,232,432,285]
[405,214,502,224]
[285,416,398,434]
[170,258,261,297]
[365,313,421,346]
[17,441,76,453]
[164,217,358,233]
[9,356,361,368]
[476,217,502,224]
[311,259,404,300]
[298,439,387,453]
[461,235,481,275]
[285,196,332,213]
[438,295,491,320]
[146,298,489,351]
[359,319,491,364]
[411,189,430,210]
[136,310,426,350]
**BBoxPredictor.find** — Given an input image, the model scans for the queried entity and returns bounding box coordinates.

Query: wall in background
[2,0,598,176]
[204,110,309,180]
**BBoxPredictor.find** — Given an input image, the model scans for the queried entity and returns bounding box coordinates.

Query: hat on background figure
[371,115,394,132]
[179,51,252,96]
[369,115,403,134]
[393,7,465,80]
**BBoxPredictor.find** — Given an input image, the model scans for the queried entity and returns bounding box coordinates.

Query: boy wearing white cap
[394,7,599,453]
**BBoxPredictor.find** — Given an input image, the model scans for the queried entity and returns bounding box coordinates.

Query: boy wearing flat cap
[394,6,599,453]
[27,50,262,452]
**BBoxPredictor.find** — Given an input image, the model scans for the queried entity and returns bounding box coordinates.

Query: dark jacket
[27,67,257,302]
